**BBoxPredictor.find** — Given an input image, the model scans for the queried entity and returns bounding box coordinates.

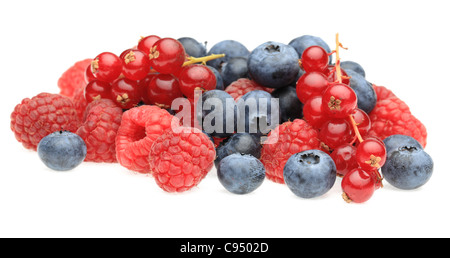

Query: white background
[1,0,449,238]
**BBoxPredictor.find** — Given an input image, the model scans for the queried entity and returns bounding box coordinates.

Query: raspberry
[10,93,80,150]
[58,59,92,98]
[372,84,396,102]
[71,87,88,120]
[368,97,427,147]
[260,119,320,183]
[76,99,123,163]
[149,127,216,192]
[225,78,274,100]
[115,105,180,173]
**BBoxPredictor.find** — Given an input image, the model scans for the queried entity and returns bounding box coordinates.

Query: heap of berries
[10,33,433,203]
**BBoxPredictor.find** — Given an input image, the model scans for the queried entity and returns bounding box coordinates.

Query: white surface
[1,0,449,238]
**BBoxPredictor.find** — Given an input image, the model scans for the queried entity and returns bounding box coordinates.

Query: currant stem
[348,114,364,144]
[182,53,225,67]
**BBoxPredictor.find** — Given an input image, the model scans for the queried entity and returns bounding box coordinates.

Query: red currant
[351,108,371,137]
[322,83,357,118]
[91,52,123,83]
[120,49,151,81]
[84,63,96,83]
[111,78,142,109]
[301,46,329,73]
[326,65,350,85]
[84,80,112,103]
[302,96,329,129]
[146,74,183,109]
[296,72,329,104]
[355,137,386,171]
[341,168,377,203]
[137,35,161,55]
[139,73,158,104]
[149,38,186,74]
[178,64,216,99]
[319,118,353,150]
[330,144,358,177]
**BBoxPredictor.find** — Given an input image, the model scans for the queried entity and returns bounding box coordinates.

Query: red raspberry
[76,99,122,163]
[58,59,92,98]
[149,127,216,192]
[71,87,88,120]
[368,97,427,147]
[372,84,396,102]
[115,105,180,173]
[10,93,80,150]
[260,119,320,183]
[225,78,275,100]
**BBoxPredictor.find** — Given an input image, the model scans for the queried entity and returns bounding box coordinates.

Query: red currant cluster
[296,35,386,203]
[84,35,221,110]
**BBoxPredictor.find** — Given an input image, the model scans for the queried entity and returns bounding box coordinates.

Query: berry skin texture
[217,153,265,195]
[215,133,261,167]
[76,99,123,163]
[247,41,300,89]
[149,37,186,75]
[206,40,250,70]
[355,137,387,172]
[11,93,80,150]
[383,134,423,155]
[58,59,92,98]
[225,78,274,100]
[368,97,427,147]
[260,119,320,184]
[296,72,329,104]
[120,49,151,81]
[91,52,123,83]
[283,150,337,198]
[330,144,358,177]
[322,83,358,118]
[382,147,433,190]
[301,46,329,73]
[178,64,217,99]
[149,127,216,193]
[115,105,179,174]
[37,131,86,171]
[341,168,377,203]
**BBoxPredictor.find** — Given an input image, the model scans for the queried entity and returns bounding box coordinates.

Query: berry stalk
[182,53,226,67]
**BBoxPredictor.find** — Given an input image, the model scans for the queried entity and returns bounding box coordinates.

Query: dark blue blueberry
[207,40,250,70]
[236,90,280,136]
[346,70,377,114]
[215,133,261,167]
[247,41,300,89]
[196,90,237,138]
[340,61,366,78]
[37,131,87,171]
[283,150,337,198]
[382,147,433,190]
[177,37,206,57]
[383,134,423,156]
[271,86,303,123]
[217,153,265,195]
[206,65,224,90]
[221,57,249,87]
[288,35,332,64]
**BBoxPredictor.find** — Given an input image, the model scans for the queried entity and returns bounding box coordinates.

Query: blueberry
[37,131,87,171]
[217,153,265,195]
[271,86,303,123]
[220,57,249,87]
[247,42,300,89]
[283,150,337,198]
[288,35,332,64]
[207,40,250,70]
[196,90,237,138]
[341,61,366,78]
[215,133,261,167]
[178,37,206,57]
[382,147,433,190]
[346,70,377,114]
[206,65,224,90]
[236,90,280,136]
[383,134,423,155]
